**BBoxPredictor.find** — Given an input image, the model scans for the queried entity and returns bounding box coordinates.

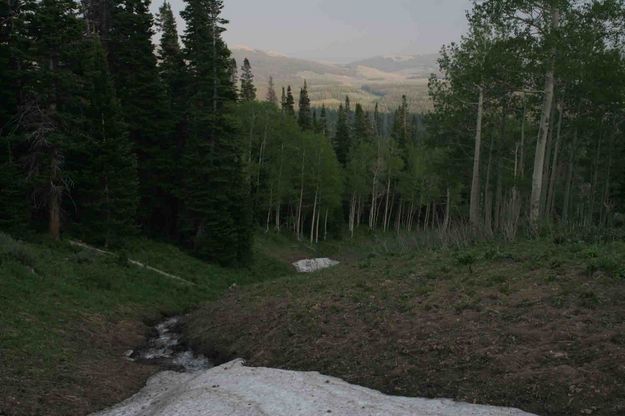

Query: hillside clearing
[186,237,625,416]
[0,233,293,416]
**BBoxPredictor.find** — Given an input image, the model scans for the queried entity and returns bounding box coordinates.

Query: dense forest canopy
[1,0,624,264]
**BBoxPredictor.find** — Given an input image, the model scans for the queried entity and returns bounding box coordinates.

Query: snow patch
[292,258,339,273]
[92,359,537,416]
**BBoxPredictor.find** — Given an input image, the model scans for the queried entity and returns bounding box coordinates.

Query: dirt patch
[0,317,158,416]
[185,247,625,416]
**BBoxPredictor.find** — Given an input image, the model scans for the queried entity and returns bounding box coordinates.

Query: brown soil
[185,252,625,416]
[0,317,157,416]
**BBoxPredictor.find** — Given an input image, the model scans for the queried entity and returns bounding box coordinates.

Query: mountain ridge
[230,47,437,112]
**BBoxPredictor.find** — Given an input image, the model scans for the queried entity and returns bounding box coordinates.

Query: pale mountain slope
[230,48,437,112]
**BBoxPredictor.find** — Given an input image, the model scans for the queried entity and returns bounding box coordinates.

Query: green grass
[0,231,294,416]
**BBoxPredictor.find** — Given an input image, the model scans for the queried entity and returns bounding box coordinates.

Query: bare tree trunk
[383,176,391,232]
[547,103,563,218]
[589,134,602,226]
[295,150,306,240]
[470,86,484,226]
[49,185,61,241]
[310,189,318,243]
[484,130,495,232]
[444,187,451,231]
[324,209,328,240]
[266,186,273,233]
[530,7,559,226]
[562,127,577,223]
[540,104,556,215]
[315,207,321,243]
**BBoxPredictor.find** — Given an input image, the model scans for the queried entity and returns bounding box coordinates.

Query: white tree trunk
[530,7,559,226]
[470,86,484,226]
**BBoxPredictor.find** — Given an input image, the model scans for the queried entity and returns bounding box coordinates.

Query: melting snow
[292,258,339,273]
[92,359,537,416]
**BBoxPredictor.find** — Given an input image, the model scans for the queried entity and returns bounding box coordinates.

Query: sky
[155,0,472,63]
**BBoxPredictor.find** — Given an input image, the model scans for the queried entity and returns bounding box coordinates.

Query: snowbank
[93,359,537,416]
[292,258,339,273]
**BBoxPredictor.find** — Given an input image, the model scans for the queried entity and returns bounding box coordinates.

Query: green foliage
[108,0,174,235]
[69,36,139,246]
[180,0,252,265]
[298,81,312,130]
[240,57,257,102]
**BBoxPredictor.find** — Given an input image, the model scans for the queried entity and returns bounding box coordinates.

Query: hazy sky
[155,0,472,63]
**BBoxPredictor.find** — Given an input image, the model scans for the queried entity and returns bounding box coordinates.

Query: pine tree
[23,0,86,240]
[280,86,287,112]
[229,58,238,97]
[156,0,189,236]
[0,0,30,230]
[107,0,173,235]
[266,75,278,106]
[285,85,295,117]
[298,81,312,130]
[0,141,29,231]
[181,0,252,265]
[240,57,256,101]
[353,103,369,145]
[319,104,328,137]
[333,104,350,166]
[392,95,410,152]
[70,35,138,246]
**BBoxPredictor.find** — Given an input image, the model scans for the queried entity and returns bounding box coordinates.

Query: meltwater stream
[126,317,211,373]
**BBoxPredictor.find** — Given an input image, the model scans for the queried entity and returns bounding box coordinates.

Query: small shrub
[71,249,97,264]
[116,251,130,268]
[455,252,476,273]
[0,232,36,268]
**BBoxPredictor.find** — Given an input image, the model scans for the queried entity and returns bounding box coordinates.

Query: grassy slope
[0,232,293,416]
[186,236,625,416]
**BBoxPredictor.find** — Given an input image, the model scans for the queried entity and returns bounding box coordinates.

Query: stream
[125,316,211,373]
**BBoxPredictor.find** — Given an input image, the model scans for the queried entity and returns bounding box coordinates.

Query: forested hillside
[1,0,625,263]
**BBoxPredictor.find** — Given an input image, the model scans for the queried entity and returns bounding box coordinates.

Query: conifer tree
[181,0,252,265]
[285,85,295,117]
[0,0,29,230]
[266,76,278,106]
[319,104,328,137]
[353,103,369,145]
[240,57,256,102]
[107,0,173,234]
[280,86,287,112]
[298,81,312,130]
[156,0,189,236]
[24,0,86,240]
[333,104,350,166]
[70,36,138,246]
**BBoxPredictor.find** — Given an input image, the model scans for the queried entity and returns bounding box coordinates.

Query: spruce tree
[280,86,287,112]
[107,0,173,235]
[319,104,328,137]
[353,103,369,144]
[24,0,85,240]
[333,104,350,166]
[70,36,139,246]
[0,0,29,231]
[156,0,189,236]
[285,85,295,117]
[298,81,311,130]
[229,57,238,97]
[240,57,256,101]
[266,75,278,106]
[181,0,252,265]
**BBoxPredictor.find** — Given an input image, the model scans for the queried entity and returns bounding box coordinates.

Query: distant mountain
[230,48,439,112]
[347,54,440,78]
